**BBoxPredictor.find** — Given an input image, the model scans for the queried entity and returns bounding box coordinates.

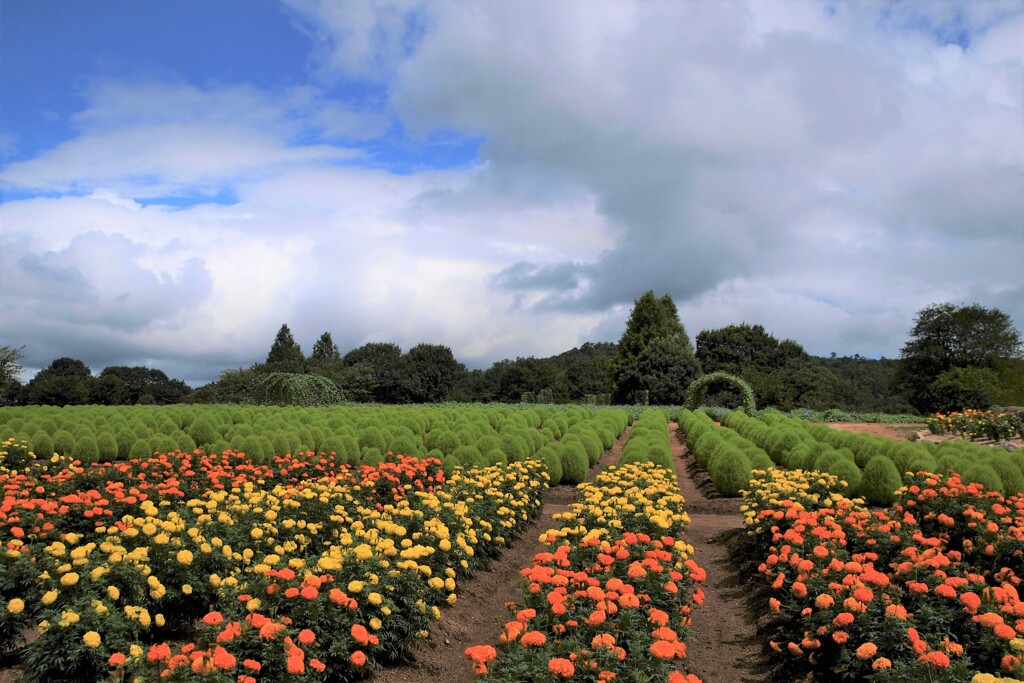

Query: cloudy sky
[2,0,1022,385]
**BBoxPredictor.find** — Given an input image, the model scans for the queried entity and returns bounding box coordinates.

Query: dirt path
[670,422,773,683]
[375,426,629,683]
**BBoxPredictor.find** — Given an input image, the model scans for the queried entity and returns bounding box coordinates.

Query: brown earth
[669,423,781,683]
[375,426,630,683]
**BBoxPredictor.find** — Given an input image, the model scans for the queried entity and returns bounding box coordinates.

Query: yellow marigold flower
[182,584,193,595]
[155,613,165,627]
[138,609,151,629]
[60,572,80,587]
[42,590,59,606]
[368,592,383,606]
[7,598,24,614]
[370,617,383,630]
[348,580,365,593]
[246,598,261,612]
[107,586,120,600]
[176,550,193,565]
[82,631,101,648]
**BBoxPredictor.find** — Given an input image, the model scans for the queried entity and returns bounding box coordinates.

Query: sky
[1,0,1022,386]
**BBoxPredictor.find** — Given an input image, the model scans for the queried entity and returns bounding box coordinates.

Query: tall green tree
[343,342,403,403]
[399,344,467,403]
[895,303,1023,412]
[265,324,306,373]
[611,291,700,403]
[310,332,341,364]
[23,357,94,406]
[93,366,191,405]
[0,345,24,406]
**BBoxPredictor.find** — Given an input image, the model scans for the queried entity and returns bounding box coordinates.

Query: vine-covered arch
[257,373,343,406]
[683,371,756,413]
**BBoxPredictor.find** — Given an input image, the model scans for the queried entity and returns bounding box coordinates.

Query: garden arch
[683,371,756,413]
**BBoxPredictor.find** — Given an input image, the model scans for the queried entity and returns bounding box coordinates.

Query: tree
[630,338,701,405]
[611,291,699,403]
[310,332,341,365]
[265,324,306,373]
[896,303,1023,412]
[93,366,191,405]
[23,357,94,406]
[696,323,811,408]
[0,345,24,406]
[399,344,466,403]
[343,342,403,403]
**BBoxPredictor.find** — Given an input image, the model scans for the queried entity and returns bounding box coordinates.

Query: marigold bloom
[298,629,316,645]
[548,657,575,678]
[202,611,224,626]
[855,643,878,660]
[351,651,367,666]
[520,631,547,647]
[108,652,126,667]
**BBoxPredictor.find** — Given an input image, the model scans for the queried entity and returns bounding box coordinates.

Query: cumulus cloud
[2,0,1022,384]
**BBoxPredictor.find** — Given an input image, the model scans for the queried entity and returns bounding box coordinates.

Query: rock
[1000,442,1018,452]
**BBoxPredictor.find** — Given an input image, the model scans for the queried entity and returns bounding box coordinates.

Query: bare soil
[375,426,630,683]
[669,423,780,683]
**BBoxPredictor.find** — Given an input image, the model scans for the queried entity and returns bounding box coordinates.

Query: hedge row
[0,405,631,486]
[619,409,674,469]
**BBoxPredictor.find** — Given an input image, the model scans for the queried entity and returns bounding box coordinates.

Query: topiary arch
[256,373,343,406]
[683,371,756,414]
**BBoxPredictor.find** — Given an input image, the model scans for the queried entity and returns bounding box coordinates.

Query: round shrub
[96,432,119,461]
[188,419,219,447]
[72,436,100,463]
[31,432,54,459]
[988,455,1024,496]
[361,448,385,467]
[825,458,863,496]
[52,430,75,458]
[860,456,903,506]
[130,438,153,458]
[905,453,938,476]
[960,463,1004,494]
[484,448,508,466]
[358,427,387,453]
[499,433,529,463]
[450,445,484,468]
[425,448,444,463]
[559,442,589,485]
[389,435,422,458]
[239,435,267,463]
[707,447,752,497]
[428,431,461,457]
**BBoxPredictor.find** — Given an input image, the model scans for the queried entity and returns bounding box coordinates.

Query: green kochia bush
[860,456,903,506]
[707,447,752,497]
[960,463,1004,494]
[559,442,589,485]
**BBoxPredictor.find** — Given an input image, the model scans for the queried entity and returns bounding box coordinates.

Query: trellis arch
[257,373,344,406]
[683,371,756,413]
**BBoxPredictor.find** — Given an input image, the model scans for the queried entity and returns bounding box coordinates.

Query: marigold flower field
[2,402,1022,683]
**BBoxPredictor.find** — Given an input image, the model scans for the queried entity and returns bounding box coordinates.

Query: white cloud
[2,0,1022,384]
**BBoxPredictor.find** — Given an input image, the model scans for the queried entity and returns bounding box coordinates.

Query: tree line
[1,296,1020,413]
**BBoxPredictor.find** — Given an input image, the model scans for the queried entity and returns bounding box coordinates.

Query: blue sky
[1,0,1022,384]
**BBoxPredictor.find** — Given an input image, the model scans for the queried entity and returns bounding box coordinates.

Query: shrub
[95,432,119,461]
[72,435,100,463]
[52,429,75,458]
[537,445,563,484]
[499,433,528,463]
[825,457,862,496]
[988,455,1024,496]
[559,442,589,484]
[428,430,461,457]
[30,431,54,459]
[960,462,1004,494]
[451,445,484,468]
[707,447,752,496]
[860,456,903,506]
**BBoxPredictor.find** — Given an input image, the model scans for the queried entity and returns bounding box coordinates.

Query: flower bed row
[742,467,1024,682]
[928,410,1024,442]
[466,462,706,683]
[0,451,548,682]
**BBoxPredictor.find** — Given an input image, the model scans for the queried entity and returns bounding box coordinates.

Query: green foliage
[684,371,756,413]
[0,345,25,406]
[30,431,54,459]
[897,302,1023,413]
[23,358,93,406]
[309,331,342,364]
[612,291,697,403]
[255,373,342,407]
[72,435,100,463]
[860,456,903,506]
[559,442,589,484]
[707,447,752,497]
[960,462,1004,493]
[265,323,306,373]
[52,429,75,458]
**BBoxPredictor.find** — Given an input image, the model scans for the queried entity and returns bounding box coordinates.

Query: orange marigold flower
[815,594,834,609]
[832,631,849,645]
[352,624,371,646]
[211,646,236,670]
[855,642,878,660]
[548,657,575,677]
[520,631,547,647]
[298,629,316,645]
[832,612,855,627]
[286,655,305,674]
[147,643,171,663]
[465,645,497,664]
[650,640,678,660]
[872,657,892,670]
[592,634,616,649]
[994,624,1017,640]
[108,653,126,667]
[351,650,367,667]
[202,611,224,626]
[918,651,950,668]
[242,659,261,671]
